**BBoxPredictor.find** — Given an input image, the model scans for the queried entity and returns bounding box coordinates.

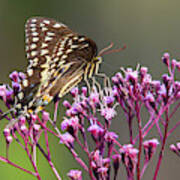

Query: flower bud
[67,169,82,180]
[9,71,19,82]
[143,138,159,161]
[71,87,79,97]
[63,100,71,109]
[162,53,170,66]
[112,154,121,177]
[88,124,104,141]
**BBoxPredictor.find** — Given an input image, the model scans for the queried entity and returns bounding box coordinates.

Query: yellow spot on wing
[37,106,43,112]
[28,109,33,114]
[42,95,52,102]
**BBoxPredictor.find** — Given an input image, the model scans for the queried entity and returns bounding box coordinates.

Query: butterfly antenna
[98,42,126,56]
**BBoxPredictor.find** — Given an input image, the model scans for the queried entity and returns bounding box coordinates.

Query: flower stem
[0,156,36,176]
[136,102,142,180]
[153,107,169,180]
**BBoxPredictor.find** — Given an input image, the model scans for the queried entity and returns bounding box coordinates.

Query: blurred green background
[0,0,180,179]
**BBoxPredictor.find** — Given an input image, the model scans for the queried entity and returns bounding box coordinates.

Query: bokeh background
[0,0,180,179]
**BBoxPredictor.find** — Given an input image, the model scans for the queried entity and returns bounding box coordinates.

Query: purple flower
[88,124,104,140]
[103,96,114,107]
[143,138,159,161]
[18,72,26,80]
[9,71,19,82]
[67,169,82,180]
[170,142,180,156]
[111,76,119,85]
[170,144,177,153]
[171,59,177,69]
[157,84,166,97]
[3,128,10,137]
[3,128,13,144]
[18,116,26,125]
[66,105,81,116]
[6,135,13,144]
[100,107,117,122]
[81,86,87,96]
[20,124,28,134]
[145,92,155,102]
[112,154,121,177]
[97,167,108,177]
[125,68,138,84]
[61,119,70,131]
[33,124,41,132]
[42,111,49,122]
[63,100,71,109]
[12,82,21,94]
[91,149,101,163]
[6,90,13,103]
[88,87,100,108]
[120,144,139,177]
[176,61,180,71]
[177,142,180,150]
[104,131,118,143]
[140,66,148,77]
[31,114,38,122]
[60,132,75,147]
[71,87,79,98]
[162,52,170,65]
[61,116,79,136]
[0,85,7,102]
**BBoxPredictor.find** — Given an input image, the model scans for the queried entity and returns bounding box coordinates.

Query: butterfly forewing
[16,17,98,115]
[25,17,71,86]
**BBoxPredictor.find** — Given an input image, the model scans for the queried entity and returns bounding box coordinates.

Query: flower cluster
[0,53,180,180]
[60,53,180,179]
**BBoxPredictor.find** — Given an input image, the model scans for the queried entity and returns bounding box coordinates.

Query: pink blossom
[67,169,82,180]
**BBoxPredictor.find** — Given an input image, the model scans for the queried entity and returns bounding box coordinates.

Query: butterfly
[1,17,124,120]
[11,17,104,117]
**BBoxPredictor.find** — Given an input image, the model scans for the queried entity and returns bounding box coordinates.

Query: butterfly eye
[93,56,102,63]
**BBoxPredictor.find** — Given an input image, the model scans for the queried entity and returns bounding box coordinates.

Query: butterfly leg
[92,76,102,92]
[84,74,91,94]
[85,72,102,97]
[95,72,112,96]
[53,99,60,125]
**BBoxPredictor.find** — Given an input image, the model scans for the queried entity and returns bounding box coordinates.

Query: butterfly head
[93,56,102,63]
[93,56,103,74]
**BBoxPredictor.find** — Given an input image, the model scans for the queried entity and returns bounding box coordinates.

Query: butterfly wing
[32,34,98,112]
[16,17,97,114]
[40,33,98,99]
[17,17,72,108]
[23,17,72,93]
